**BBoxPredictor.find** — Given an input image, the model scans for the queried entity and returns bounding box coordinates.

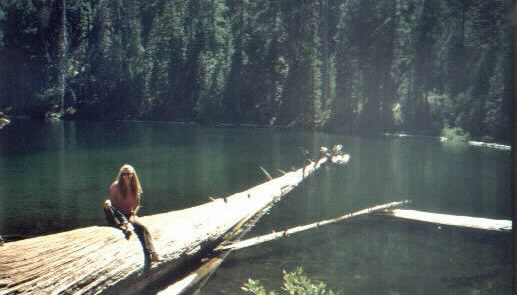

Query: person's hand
[128,214,135,223]
[104,200,111,209]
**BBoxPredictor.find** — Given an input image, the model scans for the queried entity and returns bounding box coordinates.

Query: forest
[0,0,511,141]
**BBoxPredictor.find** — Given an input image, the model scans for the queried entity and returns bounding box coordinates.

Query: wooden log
[467,140,511,151]
[216,200,408,252]
[0,147,349,294]
[165,205,509,294]
[156,196,280,295]
[157,200,406,294]
[156,247,231,295]
[152,151,352,295]
[382,132,447,142]
[380,209,512,232]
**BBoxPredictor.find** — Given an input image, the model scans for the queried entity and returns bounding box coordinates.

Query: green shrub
[441,126,470,143]
[242,267,338,295]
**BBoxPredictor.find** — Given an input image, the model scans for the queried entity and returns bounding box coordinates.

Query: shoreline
[4,116,511,151]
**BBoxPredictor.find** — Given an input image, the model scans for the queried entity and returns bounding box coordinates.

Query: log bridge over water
[0,146,350,295]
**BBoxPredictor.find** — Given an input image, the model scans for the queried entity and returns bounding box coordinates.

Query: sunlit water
[0,120,511,294]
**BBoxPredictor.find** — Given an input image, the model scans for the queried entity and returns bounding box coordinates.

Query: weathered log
[380,209,512,232]
[216,200,408,252]
[382,132,447,142]
[467,140,511,151]
[155,195,279,295]
[162,204,509,294]
[155,200,405,295]
[0,146,349,295]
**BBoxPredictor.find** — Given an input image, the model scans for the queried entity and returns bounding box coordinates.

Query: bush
[242,267,339,295]
[441,126,470,143]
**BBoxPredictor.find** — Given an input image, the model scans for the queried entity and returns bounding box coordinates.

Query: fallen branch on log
[380,209,512,232]
[259,166,273,180]
[215,200,409,252]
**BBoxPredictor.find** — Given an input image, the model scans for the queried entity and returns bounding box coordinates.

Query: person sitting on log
[103,164,160,264]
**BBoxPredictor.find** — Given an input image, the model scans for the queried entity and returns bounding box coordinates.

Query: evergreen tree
[0,0,511,141]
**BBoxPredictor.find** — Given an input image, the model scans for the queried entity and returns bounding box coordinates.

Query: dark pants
[104,206,157,260]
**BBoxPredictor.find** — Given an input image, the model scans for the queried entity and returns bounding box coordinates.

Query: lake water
[0,120,512,294]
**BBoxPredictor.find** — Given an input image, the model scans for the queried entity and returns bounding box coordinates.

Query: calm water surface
[0,120,511,294]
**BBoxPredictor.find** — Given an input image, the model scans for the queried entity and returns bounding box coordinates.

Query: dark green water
[0,120,512,294]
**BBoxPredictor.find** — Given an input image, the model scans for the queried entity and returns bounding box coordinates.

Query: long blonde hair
[116,164,143,201]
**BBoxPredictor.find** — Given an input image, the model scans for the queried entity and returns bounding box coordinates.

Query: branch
[216,200,409,252]
[258,166,273,180]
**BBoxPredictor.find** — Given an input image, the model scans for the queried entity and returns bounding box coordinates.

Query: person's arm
[109,184,117,202]
[128,194,140,222]
[104,184,116,209]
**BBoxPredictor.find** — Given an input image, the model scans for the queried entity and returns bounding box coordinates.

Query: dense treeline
[0,0,511,140]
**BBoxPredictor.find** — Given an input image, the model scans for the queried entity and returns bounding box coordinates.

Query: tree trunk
[0,147,349,294]
[381,209,512,232]
[216,200,408,252]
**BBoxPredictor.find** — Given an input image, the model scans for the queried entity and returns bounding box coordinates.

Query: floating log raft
[0,146,349,295]
[380,209,512,232]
